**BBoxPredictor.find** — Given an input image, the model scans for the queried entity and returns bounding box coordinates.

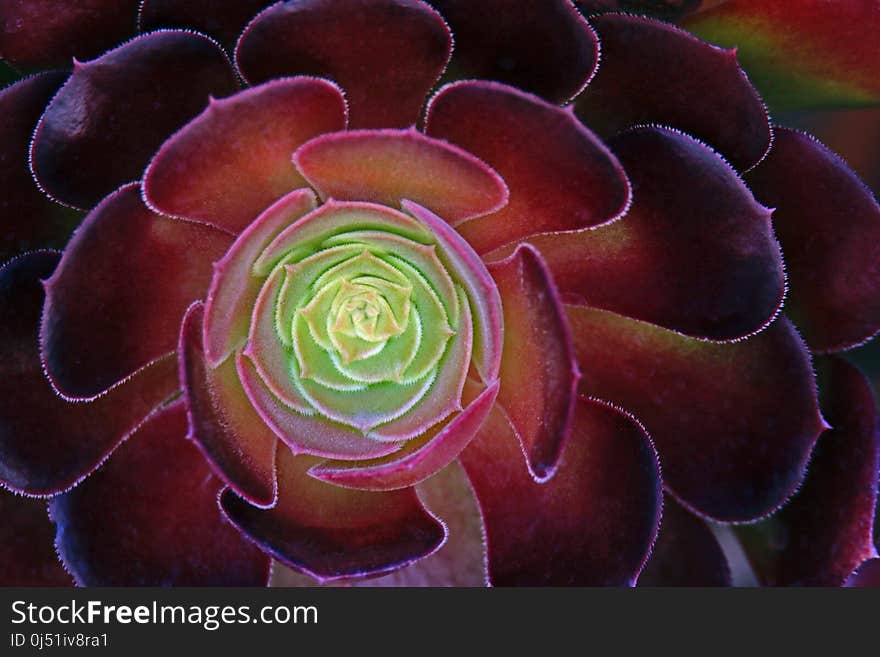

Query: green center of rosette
[203,193,501,461]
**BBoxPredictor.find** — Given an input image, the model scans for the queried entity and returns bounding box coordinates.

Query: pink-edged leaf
[576,13,770,171]
[745,127,880,353]
[0,251,179,496]
[486,244,580,480]
[204,188,317,366]
[0,72,82,264]
[0,488,71,585]
[736,357,879,586]
[144,77,346,234]
[845,559,880,587]
[496,126,784,340]
[355,461,488,586]
[138,0,274,50]
[426,0,598,103]
[41,184,231,398]
[403,201,503,382]
[293,129,508,224]
[30,30,238,210]
[682,1,880,111]
[0,0,140,71]
[567,306,824,522]
[236,352,405,461]
[460,395,661,586]
[179,303,278,507]
[221,447,445,582]
[308,380,498,491]
[425,80,630,254]
[638,495,731,586]
[235,0,451,128]
[50,400,271,586]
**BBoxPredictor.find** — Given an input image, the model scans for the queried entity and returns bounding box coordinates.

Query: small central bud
[321,275,412,365]
[340,294,381,338]
[332,281,404,343]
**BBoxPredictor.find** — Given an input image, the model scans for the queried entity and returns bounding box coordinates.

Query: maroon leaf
[0,251,179,495]
[30,30,238,209]
[845,559,880,587]
[498,126,784,340]
[737,357,879,586]
[427,0,598,103]
[41,184,231,398]
[0,0,140,71]
[567,306,824,521]
[356,462,488,586]
[138,0,274,50]
[639,496,730,586]
[0,488,72,585]
[487,244,580,480]
[221,447,445,582]
[745,128,880,353]
[426,80,630,254]
[144,77,346,234]
[236,0,451,128]
[0,72,82,264]
[575,13,770,171]
[460,396,661,586]
[576,1,727,21]
[50,400,271,586]
[179,303,278,508]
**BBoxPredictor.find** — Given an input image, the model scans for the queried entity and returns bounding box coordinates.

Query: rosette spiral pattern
[201,189,501,468]
[2,0,880,589]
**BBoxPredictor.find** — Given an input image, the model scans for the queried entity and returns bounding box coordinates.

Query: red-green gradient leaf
[308,381,498,491]
[683,0,880,111]
[144,77,346,234]
[204,188,317,366]
[237,352,404,461]
[498,126,783,340]
[566,306,824,521]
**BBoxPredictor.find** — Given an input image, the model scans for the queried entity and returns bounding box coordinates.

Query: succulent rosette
[1,0,879,587]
